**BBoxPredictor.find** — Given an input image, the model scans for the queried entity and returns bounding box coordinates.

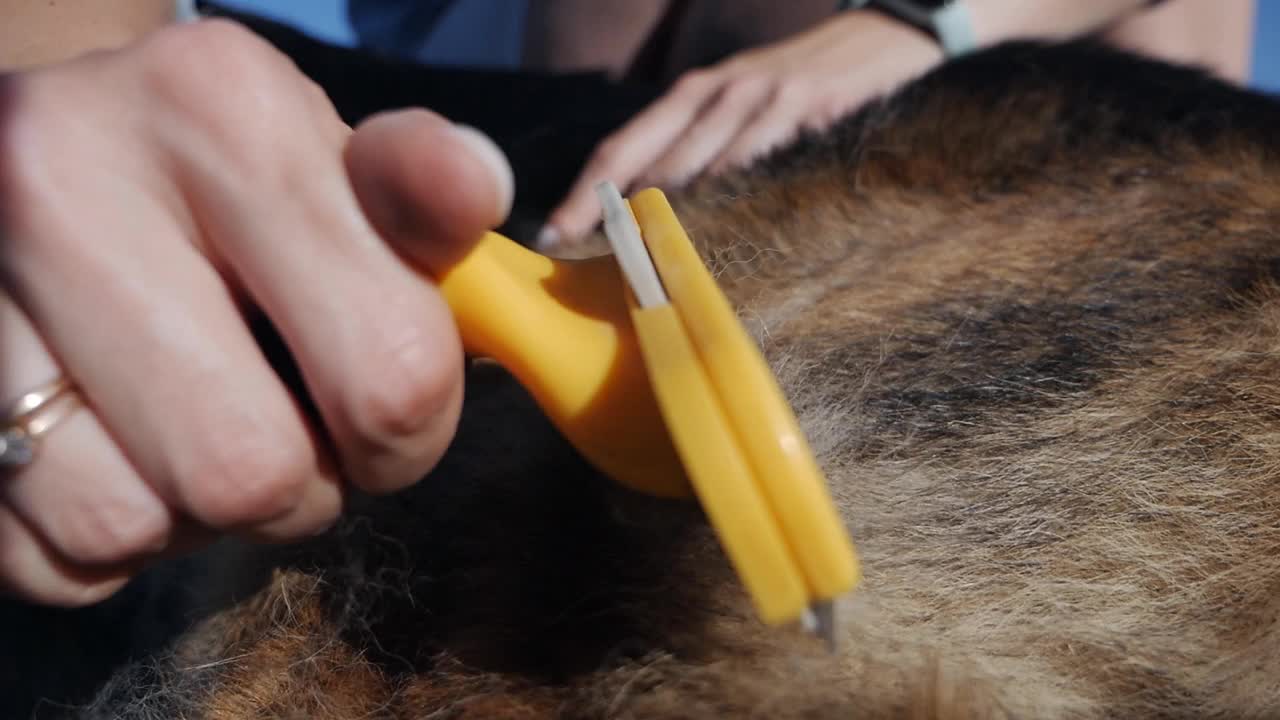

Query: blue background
[1255,1,1280,91]
[218,0,1280,93]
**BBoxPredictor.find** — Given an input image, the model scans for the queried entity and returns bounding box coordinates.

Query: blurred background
[217,0,1280,92]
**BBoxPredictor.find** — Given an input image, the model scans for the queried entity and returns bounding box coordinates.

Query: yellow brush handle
[427,231,691,498]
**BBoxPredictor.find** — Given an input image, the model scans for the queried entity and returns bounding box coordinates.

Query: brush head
[595,185,859,641]
[417,186,857,641]
[596,182,667,309]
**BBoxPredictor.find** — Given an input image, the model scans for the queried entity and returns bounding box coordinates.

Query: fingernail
[449,124,514,222]
[536,225,561,252]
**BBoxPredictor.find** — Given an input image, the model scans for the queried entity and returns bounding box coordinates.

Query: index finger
[541,71,722,247]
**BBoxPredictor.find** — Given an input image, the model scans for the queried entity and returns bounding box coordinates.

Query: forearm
[967,0,1254,84]
[965,0,1150,47]
[0,0,176,71]
[1103,0,1255,83]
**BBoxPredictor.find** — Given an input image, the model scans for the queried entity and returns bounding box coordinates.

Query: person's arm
[0,0,176,70]
[1104,0,1255,84]
[964,0,1149,46]
[541,0,1252,247]
[521,0,672,76]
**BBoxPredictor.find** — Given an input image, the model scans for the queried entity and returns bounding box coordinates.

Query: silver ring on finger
[0,377,82,469]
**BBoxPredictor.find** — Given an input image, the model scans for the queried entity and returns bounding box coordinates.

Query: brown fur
[63,41,1280,718]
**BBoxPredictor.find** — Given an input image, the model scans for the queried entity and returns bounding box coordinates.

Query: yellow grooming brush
[418,184,859,646]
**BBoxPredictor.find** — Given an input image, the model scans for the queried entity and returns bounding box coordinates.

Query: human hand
[0,19,513,606]
[540,10,944,248]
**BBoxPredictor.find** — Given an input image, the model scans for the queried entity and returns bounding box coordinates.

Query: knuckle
[140,19,274,81]
[25,576,126,608]
[133,20,347,186]
[772,78,812,106]
[260,484,343,542]
[53,500,170,566]
[591,136,627,172]
[724,76,769,104]
[301,490,343,536]
[180,433,314,528]
[0,81,68,227]
[0,512,129,607]
[818,98,853,125]
[64,581,126,607]
[673,69,713,96]
[136,20,295,142]
[348,329,461,447]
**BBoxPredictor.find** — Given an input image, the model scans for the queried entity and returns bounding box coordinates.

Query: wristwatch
[835,0,978,58]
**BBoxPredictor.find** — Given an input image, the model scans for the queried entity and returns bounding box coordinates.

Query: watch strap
[837,0,978,58]
[928,1,977,57]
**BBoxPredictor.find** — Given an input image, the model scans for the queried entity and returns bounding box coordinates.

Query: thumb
[344,109,514,273]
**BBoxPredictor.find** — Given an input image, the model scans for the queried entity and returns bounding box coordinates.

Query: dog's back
[67,41,1280,719]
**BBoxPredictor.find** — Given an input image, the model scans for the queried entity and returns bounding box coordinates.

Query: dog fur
[36,40,1280,718]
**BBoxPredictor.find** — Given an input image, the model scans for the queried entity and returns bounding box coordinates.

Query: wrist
[837,0,1154,57]
[963,0,1152,48]
[819,8,946,86]
[838,0,979,57]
